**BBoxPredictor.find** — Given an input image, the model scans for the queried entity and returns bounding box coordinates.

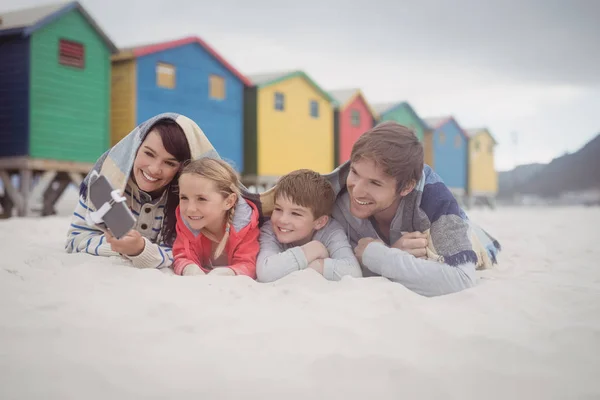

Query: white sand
[1,190,599,399]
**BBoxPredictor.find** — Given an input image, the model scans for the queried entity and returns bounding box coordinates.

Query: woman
[65,112,220,269]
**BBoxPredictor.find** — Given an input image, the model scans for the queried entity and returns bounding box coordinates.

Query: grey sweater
[332,191,477,297]
[256,219,363,282]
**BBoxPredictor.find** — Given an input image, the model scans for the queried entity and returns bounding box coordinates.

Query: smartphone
[88,174,137,239]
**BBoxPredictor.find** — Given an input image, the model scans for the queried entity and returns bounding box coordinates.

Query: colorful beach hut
[423,116,469,197]
[111,36,250,171]
[465,128,498,206]
[0,1,117,217]
[330,89,376,166]
[244,71,335,178]
[372,102,426,142]
[0,1,116,162]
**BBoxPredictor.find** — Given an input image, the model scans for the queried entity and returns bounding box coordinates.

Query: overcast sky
[4,0,599,170]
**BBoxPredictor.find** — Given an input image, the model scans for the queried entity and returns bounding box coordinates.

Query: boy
[256,169,362,282]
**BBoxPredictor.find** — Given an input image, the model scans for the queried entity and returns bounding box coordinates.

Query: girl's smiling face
[178,173,236,236]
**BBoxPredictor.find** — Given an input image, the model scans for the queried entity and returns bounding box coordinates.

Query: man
[324,121,501,297]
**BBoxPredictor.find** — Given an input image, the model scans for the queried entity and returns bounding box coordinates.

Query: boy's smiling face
[270,195,328,246]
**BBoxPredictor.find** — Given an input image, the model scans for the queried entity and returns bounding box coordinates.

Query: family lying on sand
[65,113,501,297]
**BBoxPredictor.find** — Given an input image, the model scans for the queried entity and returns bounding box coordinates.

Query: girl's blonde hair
[180,157,241,259]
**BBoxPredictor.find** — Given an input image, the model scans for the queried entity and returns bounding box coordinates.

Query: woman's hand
[106,230,145,257]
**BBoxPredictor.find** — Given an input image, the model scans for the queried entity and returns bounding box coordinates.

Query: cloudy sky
[4,0,599,170]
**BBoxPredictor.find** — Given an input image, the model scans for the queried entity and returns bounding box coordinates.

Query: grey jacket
[256,219,363,282]
[332,190,477,297]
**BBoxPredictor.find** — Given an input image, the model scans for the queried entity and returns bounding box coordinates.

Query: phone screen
[88,176,137,239]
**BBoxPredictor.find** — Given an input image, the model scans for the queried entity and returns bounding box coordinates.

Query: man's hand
[354,237,384,264]
[106,230,145,257]
[392,232,428,259]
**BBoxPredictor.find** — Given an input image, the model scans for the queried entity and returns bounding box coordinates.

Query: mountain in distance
[497,133,600,199]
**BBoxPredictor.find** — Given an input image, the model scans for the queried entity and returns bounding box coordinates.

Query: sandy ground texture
[1,188,599,399]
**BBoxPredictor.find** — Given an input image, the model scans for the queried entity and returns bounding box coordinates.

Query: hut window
[59,39,85,69]
[439,132,446,144]
[156,63,175,89]
[209,75,226,100]
[489,144,494,153]
[351,110,360,126]
[454,135,462,148]
[474,140,480,152]
[310,100,319,118]
[274,92,285,111]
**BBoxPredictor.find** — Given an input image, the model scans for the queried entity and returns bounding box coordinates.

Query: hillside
[498,163,546,197]
[498,133,600,198]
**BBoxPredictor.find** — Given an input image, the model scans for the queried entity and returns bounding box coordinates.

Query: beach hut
[372,102,426,142]
[423,116,469,199]
[465,128,498,207]
[244,71,335,181]
[330,89,376,166]
[111,36,250,171]
[0,1,117,217]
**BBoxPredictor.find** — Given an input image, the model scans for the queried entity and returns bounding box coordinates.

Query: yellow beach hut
[466,127,498,207]
[243,71,335,181]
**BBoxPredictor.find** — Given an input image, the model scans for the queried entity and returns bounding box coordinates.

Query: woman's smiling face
[132,130,182,193]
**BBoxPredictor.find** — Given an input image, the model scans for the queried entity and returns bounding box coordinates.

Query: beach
[1,189,599,399]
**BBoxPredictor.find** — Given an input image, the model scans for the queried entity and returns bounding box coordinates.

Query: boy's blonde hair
[274,169,335,219]
[180,158,241,259]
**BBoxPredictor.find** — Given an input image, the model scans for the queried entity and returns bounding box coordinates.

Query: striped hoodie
[63,112,223,269]
[65,178,173,269]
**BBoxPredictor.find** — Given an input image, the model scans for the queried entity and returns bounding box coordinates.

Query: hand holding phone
[86,173,137,239]
[106,229,145,257]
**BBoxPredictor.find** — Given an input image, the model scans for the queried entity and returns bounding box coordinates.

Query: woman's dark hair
[150,119,191,247]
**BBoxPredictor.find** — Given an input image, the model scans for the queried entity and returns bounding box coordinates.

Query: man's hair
[351,121,424,192]
[274,169,335,219]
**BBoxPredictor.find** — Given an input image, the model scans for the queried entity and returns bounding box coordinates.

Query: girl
[173,158,260,278]
[65,113,216,269]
